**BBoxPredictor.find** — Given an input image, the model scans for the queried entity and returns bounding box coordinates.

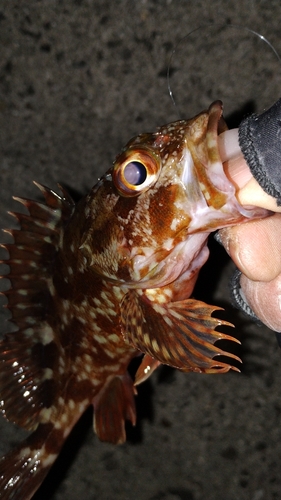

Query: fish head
[80,101,265,287]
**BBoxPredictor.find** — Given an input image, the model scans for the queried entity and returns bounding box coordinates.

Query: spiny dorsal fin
[0,183,74,430]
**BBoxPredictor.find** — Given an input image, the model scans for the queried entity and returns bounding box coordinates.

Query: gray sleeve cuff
[231,269,281,345]
[230,269,261,322]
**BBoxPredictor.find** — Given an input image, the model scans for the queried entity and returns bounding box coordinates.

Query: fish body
[0,101,267,498]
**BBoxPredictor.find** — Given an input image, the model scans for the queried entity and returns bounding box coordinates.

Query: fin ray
[93,373,137,444]
[121,291,240,374]
[0,184,74,429]
[0,423,62,500]
[0,328,60,430]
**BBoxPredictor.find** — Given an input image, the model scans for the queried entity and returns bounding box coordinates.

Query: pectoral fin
[121,290,241,374]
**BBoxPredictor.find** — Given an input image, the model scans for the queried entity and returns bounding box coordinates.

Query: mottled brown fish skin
[0,102,268,498]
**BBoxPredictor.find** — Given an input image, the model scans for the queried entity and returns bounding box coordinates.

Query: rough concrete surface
[1,1,281,499]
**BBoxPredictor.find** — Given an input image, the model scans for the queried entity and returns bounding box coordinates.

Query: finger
[221,133,281,212]
[219,214,281,282]
[240,273,281,332]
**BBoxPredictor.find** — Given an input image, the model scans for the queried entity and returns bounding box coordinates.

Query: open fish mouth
[180,101,268,234]
[125,101,269,288]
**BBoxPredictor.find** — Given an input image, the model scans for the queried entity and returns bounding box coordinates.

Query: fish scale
[0,101,268,498]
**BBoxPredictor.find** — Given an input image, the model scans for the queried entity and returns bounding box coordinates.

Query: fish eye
[113,148,161,197]
[123,161,147,186]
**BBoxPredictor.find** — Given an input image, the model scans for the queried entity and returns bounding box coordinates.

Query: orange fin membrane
[93,372,137,444]
[121,291,241,374]
[0,183,74,430]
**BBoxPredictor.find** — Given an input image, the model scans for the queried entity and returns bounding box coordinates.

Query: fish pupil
[124,161,147,185]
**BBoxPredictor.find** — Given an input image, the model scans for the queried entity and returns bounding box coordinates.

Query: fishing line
[167,24,281,119]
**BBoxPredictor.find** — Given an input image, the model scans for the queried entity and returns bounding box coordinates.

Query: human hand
[218,127,281,332]
[219,214,281,332]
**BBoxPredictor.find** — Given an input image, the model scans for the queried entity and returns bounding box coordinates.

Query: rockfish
[0,101,266,498]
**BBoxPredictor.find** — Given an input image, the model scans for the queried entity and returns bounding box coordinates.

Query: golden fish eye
[113,148,161,197]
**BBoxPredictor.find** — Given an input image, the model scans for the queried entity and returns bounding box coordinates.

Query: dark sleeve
[231,98,281,333]
[238,97,281,205]
[231,268,281,344]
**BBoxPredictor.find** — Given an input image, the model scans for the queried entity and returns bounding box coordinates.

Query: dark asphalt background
[1,2,281,499]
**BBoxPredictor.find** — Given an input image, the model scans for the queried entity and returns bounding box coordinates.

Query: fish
[0,100,267,499]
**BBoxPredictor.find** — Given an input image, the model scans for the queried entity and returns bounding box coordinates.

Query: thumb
[219,215,281,282]
[240,274,281,332]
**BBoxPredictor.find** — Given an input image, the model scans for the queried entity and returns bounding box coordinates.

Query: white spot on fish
[19,446,32,459]
[68,399,75,410]
[63,299,70,310]
[108,333,120,343]
[39,407,53,422]
[48,281,56,296]
[41,450,58,469]
[104,348,115,358]
[163,315,173,327]
[162,237,174,250]
[16,302,28,309]
[152,339,160,352]
[170,218,179,231]
[23,327,35,337]
[78,315,87,325]
[107,308,117,317]
[25,316,36,324]
[94,334,107,344]
[62,313,68,325]
[43,368,54,380]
